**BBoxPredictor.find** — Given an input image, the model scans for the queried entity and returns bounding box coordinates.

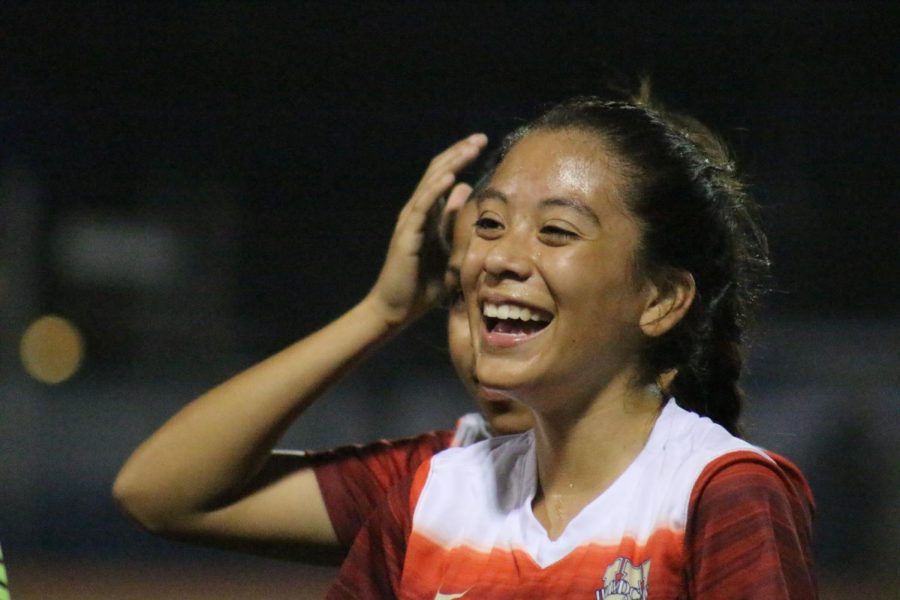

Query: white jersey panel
[411,398,770,569]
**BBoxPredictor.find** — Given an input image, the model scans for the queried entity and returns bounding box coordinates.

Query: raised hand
[113,132,488,561]
[367,133,487,327]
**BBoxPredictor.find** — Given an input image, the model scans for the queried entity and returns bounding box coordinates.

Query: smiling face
[446,202,535,434]
[462,129,656,412]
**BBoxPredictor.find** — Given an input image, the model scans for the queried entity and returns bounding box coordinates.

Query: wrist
[357,293,412,335]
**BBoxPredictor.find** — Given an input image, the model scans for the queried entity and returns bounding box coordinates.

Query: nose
[482,227,533,282]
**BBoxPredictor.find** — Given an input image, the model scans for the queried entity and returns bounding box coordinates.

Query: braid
[668,282,746,435]
[654,119,768,435]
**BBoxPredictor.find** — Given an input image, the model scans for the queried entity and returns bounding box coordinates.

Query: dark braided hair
[488,93,769,435]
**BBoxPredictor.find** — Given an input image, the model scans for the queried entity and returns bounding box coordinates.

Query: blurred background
[1,2,897,598]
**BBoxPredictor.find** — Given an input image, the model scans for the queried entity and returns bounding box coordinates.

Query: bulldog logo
[595,556,650,600]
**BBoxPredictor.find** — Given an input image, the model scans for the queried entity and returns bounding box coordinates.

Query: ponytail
[666,284,745,435]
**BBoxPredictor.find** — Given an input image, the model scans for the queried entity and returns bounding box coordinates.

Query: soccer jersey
[328,399,816,599]
[312,414,491,548]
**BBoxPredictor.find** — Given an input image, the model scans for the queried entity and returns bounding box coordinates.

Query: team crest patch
[595,556,650,600]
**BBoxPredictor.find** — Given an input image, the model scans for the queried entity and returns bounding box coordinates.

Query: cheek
[461,242,488,344]
[546,252,606,306]
[460,241,486,292]
[550,252,643,327]
[447,311,473,375]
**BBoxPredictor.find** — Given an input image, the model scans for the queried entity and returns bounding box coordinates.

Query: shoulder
[685,452,817,598]
[662,403,818,597]
[691,450,815,527]
[763,450,815,511]
[310,429,454,461]
[308,428,455,482]
[645,400,769,508]
[414,431,536,520]
[308,429,455,548]
[431,429,533,472]
[661,399,766,458]
[450,412,494,447]
[654,400,776,489]
[309,428,456,505]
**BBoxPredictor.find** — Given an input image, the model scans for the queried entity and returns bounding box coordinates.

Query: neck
[530,372,663,539]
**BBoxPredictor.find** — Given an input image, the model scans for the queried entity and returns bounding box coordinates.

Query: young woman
[328,97,816,598]
[112,133,533,563]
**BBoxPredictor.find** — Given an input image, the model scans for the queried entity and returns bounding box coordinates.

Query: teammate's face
[462,129,655,410]
[446,202,534,435]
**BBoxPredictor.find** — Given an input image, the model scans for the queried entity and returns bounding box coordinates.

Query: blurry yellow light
[19,315,85,384]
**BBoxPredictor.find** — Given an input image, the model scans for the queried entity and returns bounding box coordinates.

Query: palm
[369,135,486,326]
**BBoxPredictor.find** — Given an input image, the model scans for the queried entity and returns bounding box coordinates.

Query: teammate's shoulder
[451,412,491,447]
[432,429,533,470]
[416,430,536,517]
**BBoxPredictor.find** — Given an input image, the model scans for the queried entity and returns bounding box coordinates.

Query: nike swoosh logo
[434,592,467,600]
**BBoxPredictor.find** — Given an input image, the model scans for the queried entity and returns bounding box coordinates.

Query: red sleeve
[325,458,431,599]
[310,430,453,548]
[684,451,817,599]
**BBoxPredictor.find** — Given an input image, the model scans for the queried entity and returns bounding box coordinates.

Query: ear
[639,269,695,338]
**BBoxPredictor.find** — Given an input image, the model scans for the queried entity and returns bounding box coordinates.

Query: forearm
[113,294,400,532]
[113,133,486,550]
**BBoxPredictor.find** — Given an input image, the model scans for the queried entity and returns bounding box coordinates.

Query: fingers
[371,134,489,325]
[425,133,488,182]
[445,182,473,213]
[403,133,488,220]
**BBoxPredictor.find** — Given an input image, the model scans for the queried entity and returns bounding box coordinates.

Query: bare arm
[112,134,486,561]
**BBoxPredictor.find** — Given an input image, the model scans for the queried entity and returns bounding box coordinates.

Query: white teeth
[482,302,549,322]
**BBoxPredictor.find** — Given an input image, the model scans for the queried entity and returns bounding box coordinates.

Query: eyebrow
[471,187,601,225]
[468,187,505,204]
[541,197,601,225]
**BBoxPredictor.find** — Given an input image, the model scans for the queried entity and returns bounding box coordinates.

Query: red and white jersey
[312,414,491,548]
[329,399,816,599]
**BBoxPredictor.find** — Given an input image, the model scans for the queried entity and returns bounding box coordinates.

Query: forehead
[490,129,627,202]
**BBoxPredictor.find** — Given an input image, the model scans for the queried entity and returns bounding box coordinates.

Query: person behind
[305,197,534,552]
[328,94,816,598]
[112,133,533,563]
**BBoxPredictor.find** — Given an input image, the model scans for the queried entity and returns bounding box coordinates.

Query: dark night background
[0,2,897,598]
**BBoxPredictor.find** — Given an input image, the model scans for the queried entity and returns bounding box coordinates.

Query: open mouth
[482,301,552,337]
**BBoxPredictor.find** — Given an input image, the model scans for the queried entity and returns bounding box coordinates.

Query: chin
[476,357,535,392]
[474,366,540,401]
[487,410,535,436]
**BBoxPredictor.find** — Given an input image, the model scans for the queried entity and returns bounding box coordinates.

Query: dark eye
[474,216,503,230]
[541,225,578,240]
[474,215,504,239]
